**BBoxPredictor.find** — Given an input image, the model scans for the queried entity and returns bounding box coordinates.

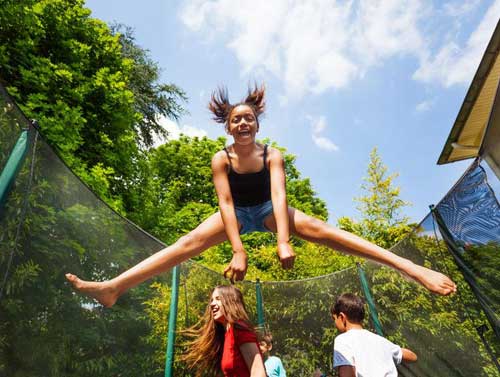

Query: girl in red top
[66,84,456,306]
[182,285,266,377]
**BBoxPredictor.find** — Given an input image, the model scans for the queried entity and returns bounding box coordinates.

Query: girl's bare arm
[211,151,248,281]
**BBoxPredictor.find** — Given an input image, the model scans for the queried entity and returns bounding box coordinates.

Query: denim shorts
[235,200,274,235]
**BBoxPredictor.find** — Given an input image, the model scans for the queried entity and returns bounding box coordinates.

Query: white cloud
[153,116,208,147]
[180,0,499,97]
[180,0,429,99]
[312,135,339,151]
[311,115,327,134]
[309,115,339,151]
[414,0,500,86]
[415,99,434,112]
[352,0,427,66]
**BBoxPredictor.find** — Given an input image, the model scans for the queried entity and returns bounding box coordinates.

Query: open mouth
[238,130,251,137]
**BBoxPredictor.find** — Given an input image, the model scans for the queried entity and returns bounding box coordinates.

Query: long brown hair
[181,285,254,376]
[208,84,266,130]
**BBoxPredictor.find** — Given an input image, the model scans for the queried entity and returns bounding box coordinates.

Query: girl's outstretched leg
[66,212,228,307]
[264,208,457,296]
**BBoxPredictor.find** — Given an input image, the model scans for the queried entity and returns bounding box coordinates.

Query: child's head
[258,333,273,355]
[208,84,266,133]
[330,293,365,332]
[182,285,251,376]
[208,285,250,326]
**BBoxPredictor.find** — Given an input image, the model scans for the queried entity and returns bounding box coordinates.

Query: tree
[337,147,413,249]
[0,0,186,212]
[137,136,358,375]
[0,1,186,375]
[0,102,167,376]
[112,24,186,148]
[125,135,352,281]
[335,147,495,376]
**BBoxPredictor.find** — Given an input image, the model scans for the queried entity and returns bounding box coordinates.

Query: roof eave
[437,20,500,165]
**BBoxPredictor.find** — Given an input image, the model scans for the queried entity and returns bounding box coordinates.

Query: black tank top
[224,145,271,207]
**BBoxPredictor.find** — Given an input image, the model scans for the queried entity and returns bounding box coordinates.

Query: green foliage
[0,0,186,213]
[329,147,496,375]
[460,241,500,361]
[122,135,340,281]
[0,1,185,375]
[337,147,414,249]
[111,24,186,148]
[2,2,497,374]
[357,148,410,225]
[0,146,165,376]
[364,233,497,376]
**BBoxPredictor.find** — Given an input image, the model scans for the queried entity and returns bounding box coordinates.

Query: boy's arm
[268,148,295,269]
[212,152,247,281]
[401,348,418,363]
[338,366,356,377]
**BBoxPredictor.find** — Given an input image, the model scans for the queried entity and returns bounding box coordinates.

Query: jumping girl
[66,84,456,308]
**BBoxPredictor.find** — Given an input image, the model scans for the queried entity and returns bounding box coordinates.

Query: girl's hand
[277,241,296,269]
[224,251,248,282]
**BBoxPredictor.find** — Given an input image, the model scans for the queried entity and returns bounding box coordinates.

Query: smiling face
[227,104,258,144]
[210,288,227,325]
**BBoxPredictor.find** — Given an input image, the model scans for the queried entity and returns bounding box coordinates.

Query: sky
[85,0,499,224]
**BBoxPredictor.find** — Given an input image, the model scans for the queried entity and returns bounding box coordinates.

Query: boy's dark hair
[331,293,365,323]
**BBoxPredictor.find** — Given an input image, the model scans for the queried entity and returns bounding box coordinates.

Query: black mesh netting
[434,159,500,346]
[0,86,171,376]
[1,85,499,376]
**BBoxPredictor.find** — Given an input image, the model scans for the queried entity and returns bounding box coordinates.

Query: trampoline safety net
[0,84,499,376]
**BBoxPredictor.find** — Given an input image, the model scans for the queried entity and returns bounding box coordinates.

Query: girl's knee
[177,232,204,252]
[298,215,326,237]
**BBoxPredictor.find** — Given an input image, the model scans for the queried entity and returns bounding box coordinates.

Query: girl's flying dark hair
[208,84,266,128]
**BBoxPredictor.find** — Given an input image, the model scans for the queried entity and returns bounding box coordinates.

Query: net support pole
[356,262,384,336]
[165,264,180,377]
[0,129,29,209]
[256,278,265,329]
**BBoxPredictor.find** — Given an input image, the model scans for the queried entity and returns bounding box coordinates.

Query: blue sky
[85,0,499,224]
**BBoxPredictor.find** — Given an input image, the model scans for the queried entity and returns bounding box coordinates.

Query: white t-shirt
[333,329,402,377]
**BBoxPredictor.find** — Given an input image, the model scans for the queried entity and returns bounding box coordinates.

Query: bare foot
[65,273,120,308]
[402,262,457,296]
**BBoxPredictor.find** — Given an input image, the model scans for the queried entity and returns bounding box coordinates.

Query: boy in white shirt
[331,293,417,377]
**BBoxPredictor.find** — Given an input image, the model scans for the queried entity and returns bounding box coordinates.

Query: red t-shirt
[220,322,259,377]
